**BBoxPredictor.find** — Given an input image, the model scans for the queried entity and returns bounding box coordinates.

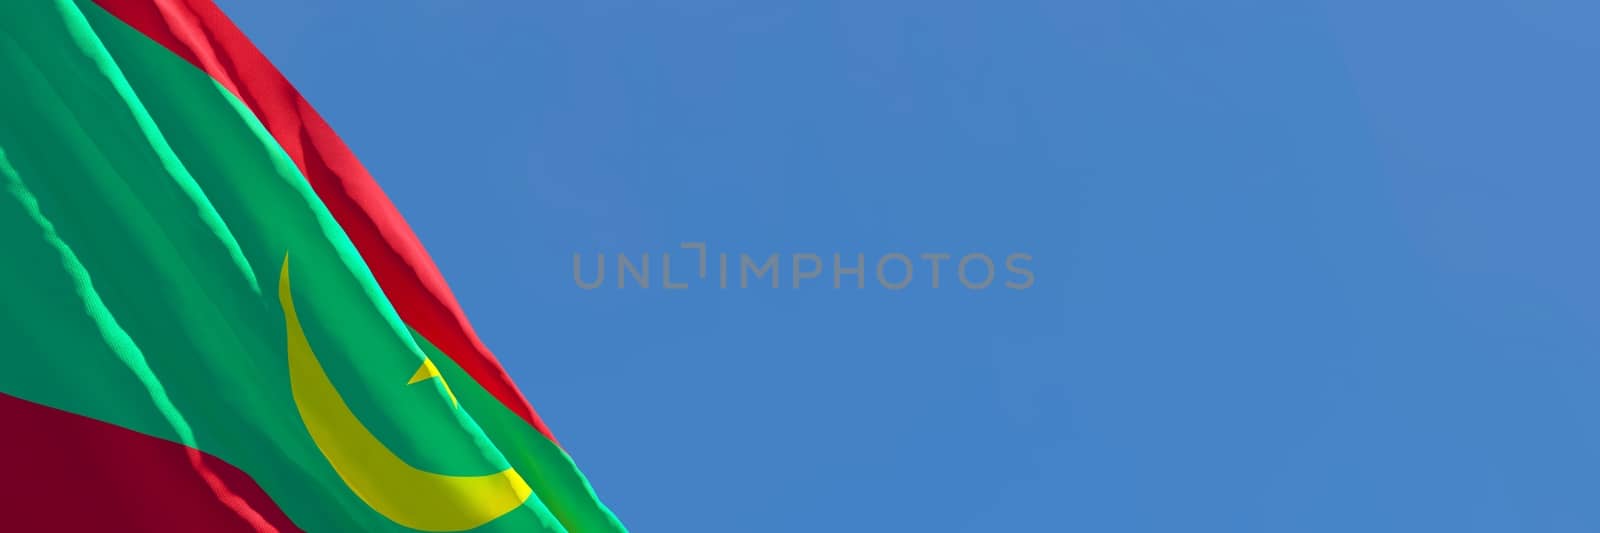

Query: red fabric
[0,392,302,532]
[90,0,558,444]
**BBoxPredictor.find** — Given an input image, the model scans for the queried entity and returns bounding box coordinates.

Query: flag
[0,1,625,531]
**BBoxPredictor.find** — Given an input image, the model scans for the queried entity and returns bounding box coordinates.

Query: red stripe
[0,392,302,532]
[89,0,558,444]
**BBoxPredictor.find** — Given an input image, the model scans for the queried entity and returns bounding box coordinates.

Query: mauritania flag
[0,1,626,531]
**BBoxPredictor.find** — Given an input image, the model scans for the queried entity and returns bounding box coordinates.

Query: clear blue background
[217,1,1599,531]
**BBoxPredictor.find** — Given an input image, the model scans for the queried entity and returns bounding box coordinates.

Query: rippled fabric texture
[0,1,625,531]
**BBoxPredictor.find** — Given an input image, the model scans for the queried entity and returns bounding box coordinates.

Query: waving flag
[0,1,625,531]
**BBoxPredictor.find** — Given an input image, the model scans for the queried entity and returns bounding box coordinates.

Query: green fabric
[0,1,622,531]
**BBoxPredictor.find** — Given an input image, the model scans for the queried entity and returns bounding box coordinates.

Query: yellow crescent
[279,257,532,531]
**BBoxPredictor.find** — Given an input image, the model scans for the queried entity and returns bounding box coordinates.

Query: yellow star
[407,358,459,408]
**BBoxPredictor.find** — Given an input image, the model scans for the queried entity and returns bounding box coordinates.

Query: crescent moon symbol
[279,256,532,531]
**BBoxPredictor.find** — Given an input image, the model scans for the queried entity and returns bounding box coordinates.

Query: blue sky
[218,0,1599,531]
